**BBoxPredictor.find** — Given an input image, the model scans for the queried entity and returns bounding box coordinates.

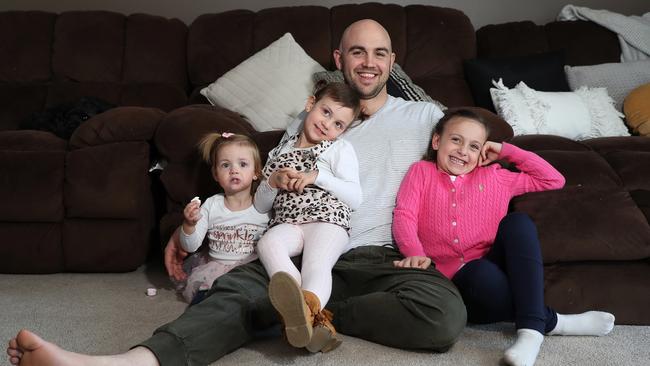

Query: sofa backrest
[476,20,621,66]
[0,11,189,131]
[187,3,477,108]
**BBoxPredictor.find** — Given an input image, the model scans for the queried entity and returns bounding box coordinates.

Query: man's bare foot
[7,329,89,365]
[6,329,158,366]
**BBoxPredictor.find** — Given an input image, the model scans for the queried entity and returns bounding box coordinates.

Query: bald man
[7,19,466,366]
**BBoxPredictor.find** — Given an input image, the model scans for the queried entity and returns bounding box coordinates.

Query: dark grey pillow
[464,51,570,112]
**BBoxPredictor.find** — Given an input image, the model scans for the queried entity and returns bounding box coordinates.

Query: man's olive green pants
[139,246,467,366]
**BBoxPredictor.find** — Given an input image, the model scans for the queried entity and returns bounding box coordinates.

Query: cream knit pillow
[200,33,325,132]
[490,79,630,140]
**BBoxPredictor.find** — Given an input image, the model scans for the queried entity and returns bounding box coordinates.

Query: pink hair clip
[221,132,234,138]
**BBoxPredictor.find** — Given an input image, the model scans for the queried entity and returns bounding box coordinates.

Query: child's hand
[292,170,318,194]
[480,141,502,166]
[183,199,202,227]
[393,256,432,270]
[269,168,302,191]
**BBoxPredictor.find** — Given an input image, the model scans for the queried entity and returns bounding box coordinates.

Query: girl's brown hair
[312,80,363,122]
[422,108,491,162]
[197,133,262,193]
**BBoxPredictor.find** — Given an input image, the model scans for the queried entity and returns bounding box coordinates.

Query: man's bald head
[333,19,395,110]
[339,19,392,53]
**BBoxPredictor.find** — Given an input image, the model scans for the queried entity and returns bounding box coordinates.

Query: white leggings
[257,222,349,307]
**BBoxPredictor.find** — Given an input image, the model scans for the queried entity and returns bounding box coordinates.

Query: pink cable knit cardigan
[392,142,565,279]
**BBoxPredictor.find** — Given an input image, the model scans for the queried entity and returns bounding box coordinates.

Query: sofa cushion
[0,84,48,131]
[624,82,650,136]
[0,131,65,222]
[120,83,188,112]
[464,51,570,112]
[0,223,64,274]
[544,262,650,325]
[69,107,164,149]
[543,21,621,66]
[535,150,622,190]
[631,190,650,223]
[52,11,125,82]
[490,81,629,139]
[0,11,55,82]
[65,142,151,218]
[584,135,650,154]
[512,187,650,263]
[123,14,188,86]
[63,219,150,272]
[509,134,590,152]
[45,82,121,108]
[565,60,650,111]
[599,151,650,191]
[200,33,325,132]
[476,21,548,58]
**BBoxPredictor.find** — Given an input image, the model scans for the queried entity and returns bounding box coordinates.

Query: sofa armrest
[154,104,256,161]
[69,106,165,149]
[251,130,285,164]
[154,104,256,207]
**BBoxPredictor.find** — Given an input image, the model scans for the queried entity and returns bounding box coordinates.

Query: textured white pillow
[200,33,325,132]
[565,59,650,112]
[490,79,630,140]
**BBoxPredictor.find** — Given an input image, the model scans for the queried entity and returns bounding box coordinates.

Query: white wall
[1,0,648,29]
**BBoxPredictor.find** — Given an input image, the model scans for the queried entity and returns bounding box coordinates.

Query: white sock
[547,311,615,336]
[503,328,544,366]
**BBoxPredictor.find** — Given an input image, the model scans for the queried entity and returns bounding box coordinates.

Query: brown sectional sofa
[1,3,648,325]
[0,11,187,272]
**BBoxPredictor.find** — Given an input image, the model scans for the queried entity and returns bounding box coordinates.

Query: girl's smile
[432,117,488,176]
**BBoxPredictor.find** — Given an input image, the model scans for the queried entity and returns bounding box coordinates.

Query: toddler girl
[392,108,615,366]
[255,81,362,353]
[177,132,270,303]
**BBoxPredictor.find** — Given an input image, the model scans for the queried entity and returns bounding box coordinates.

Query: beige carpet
[1,261,648,366]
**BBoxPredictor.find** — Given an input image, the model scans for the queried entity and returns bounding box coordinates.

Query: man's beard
[341,61,388,100]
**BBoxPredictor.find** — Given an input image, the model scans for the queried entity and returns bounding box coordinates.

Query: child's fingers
[288,177,302,192]
[481,144,488,158]
[296,178,309,193]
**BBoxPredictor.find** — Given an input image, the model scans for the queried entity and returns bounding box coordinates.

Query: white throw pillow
[565,59,650,112]
[200,33,325,132]
[490,79,630,140]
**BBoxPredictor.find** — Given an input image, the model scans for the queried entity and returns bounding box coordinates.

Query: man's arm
[164,227,188,281]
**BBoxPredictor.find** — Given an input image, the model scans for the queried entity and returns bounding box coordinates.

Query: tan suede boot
[268,272,313,348]
[303,291,342,353]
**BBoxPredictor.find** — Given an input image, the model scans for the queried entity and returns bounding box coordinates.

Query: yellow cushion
[624,82,650,136]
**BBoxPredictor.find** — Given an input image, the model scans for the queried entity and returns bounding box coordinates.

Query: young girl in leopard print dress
[254,81,362,353]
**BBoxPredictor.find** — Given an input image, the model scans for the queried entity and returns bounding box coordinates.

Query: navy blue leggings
[451,212,557,333]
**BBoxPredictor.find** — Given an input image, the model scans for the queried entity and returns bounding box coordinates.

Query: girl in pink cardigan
[392,109,615,366]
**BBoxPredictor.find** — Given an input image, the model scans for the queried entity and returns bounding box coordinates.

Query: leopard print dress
[263,132,351,229]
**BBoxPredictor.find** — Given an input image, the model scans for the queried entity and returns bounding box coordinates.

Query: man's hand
[164,227,188,282]
[393,256,432,270]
